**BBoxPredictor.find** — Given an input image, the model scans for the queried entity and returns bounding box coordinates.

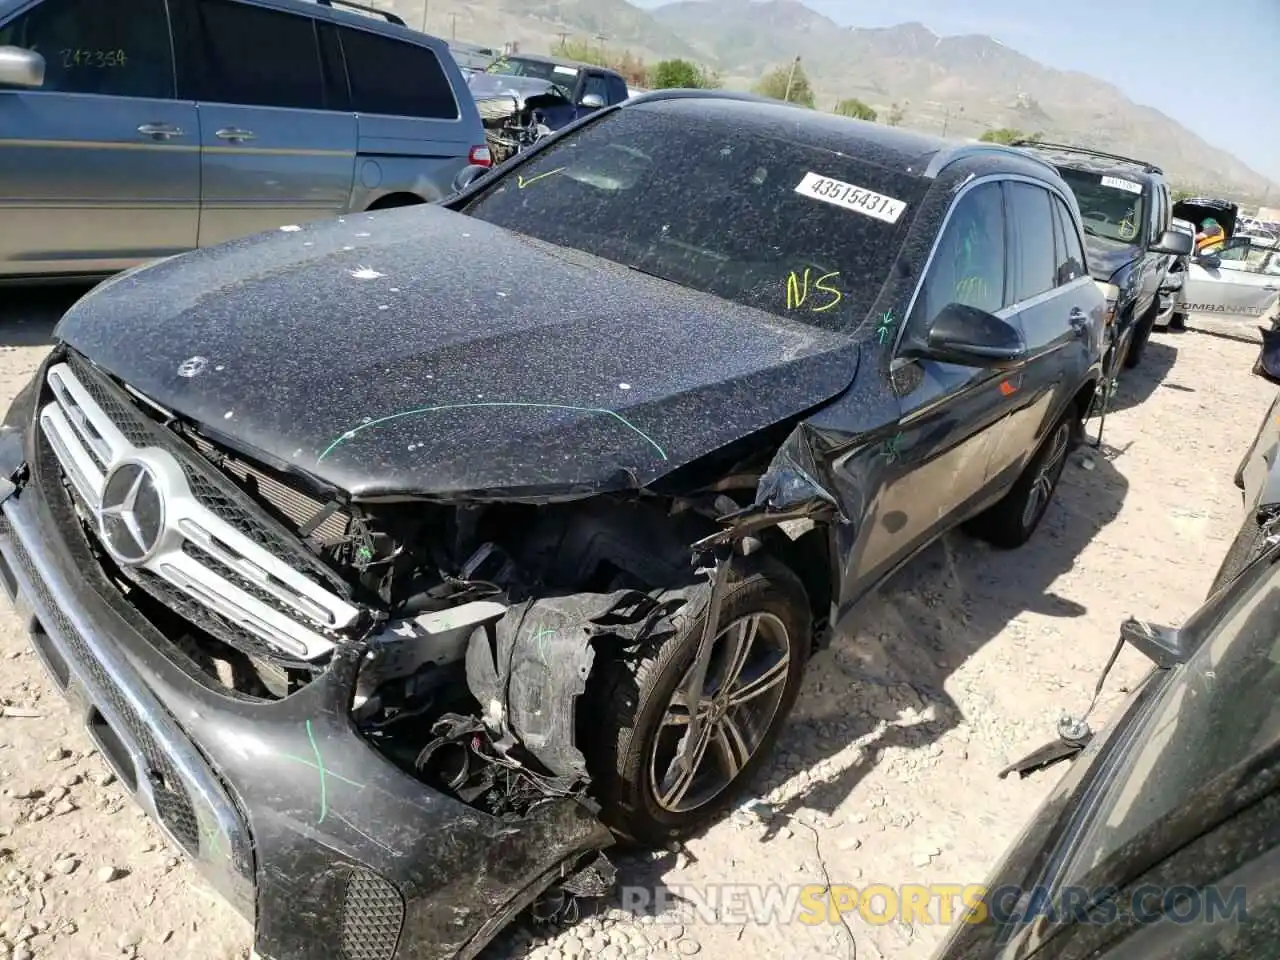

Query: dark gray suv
[0,0,490,283]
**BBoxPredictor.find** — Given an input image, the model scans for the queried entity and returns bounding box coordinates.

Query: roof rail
[1012,139,1163,175]
[313,0,406,26]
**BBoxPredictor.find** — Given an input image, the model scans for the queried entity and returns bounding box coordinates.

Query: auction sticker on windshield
[794,172,906,224]
[1100,175,1143,194]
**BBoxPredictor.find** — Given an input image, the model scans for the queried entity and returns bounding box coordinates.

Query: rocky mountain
[381,0,1274,200]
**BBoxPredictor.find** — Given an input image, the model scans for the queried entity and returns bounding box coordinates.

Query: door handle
[215,127,256,143]
[137,123,184,140]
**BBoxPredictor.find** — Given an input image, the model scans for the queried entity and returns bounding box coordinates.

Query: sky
[632,0,1280,185]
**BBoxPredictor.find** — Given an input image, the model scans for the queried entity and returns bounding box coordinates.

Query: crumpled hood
[1084,234,1141,284]
[55,205,860,501]
[467,72,566,106]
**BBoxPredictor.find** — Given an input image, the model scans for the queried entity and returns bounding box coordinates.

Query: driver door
[847,180,1016,590]
[1181,245,1280,322]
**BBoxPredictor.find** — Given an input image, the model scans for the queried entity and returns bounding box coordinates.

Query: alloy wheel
[1021,421,1071,530]
[648,612,792,814]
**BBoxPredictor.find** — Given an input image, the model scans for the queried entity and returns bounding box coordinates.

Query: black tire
[967,411,1075,549]
[1123,308,1156,369]
[583,556,811,845]
[1168,312,1188,332]
[1209,513,1270,595]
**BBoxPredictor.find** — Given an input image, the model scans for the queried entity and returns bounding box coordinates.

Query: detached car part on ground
[0,91,1104,959]
[932,529,1280,960]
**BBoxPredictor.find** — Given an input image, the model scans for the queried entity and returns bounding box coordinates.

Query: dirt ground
[0,289,1273,960]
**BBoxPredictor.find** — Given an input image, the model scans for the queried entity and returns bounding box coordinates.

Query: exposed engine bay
[80,426,804,827]
[475,90,571,165]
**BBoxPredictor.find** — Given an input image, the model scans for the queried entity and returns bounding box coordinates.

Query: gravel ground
[0,290,1273,960]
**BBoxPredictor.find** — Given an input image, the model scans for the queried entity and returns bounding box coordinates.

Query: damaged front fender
[464,587,704,780]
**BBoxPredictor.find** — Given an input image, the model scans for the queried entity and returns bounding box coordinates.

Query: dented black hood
[56,205,860,501]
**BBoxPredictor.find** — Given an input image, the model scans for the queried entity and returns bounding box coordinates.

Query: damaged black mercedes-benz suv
[0,90,1104,959]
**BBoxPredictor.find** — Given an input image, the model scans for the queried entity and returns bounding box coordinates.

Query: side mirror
[579,93,606,110]
[0,47,45,89]
[451,164,490,194]
[913,302,1025,367]
[1197,253,1223,270]
[1149,228,1194,256]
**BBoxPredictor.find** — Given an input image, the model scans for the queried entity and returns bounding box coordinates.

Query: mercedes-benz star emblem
[177,356,208,378]
[99,462,165,564]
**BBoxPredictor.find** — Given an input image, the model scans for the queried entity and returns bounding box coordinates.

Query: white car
[1176,242,1280,323]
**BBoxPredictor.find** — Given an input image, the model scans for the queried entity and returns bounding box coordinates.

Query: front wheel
[967,412,1074,549]
[583,557,811,844]
[1123,308,1156,369]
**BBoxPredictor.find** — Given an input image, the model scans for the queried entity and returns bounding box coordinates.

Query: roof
[496,51,618,73]
[1015,142,1163,181]
[627,93,1060,183]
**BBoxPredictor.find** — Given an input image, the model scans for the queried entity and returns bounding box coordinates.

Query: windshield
[461,105,926,332]
[1057,167,1147,245]
[486,56,579,84]
[1057,556,1280,890]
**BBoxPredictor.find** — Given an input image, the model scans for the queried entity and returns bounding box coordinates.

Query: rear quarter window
[339,28,458,120]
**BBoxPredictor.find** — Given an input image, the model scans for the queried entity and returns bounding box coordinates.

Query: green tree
[978,127,1041,145]
[650,58,718,90]
[753,60,815,108]
[885,102,906,127]
[834,98,877,122]
[554,38,648,86]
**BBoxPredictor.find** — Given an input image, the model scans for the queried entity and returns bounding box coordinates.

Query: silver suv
[0,0,490,283]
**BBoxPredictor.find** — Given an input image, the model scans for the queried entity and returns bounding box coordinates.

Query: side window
[606,74,629,104]
[1005,182,1057,302]
[908,181,1006,334]
[339,29,459,119]
[1052,196,1088,286]
[581,72,611,103]
[193,0,324,110]
[0,0,175,99]
[1147,185,1163,241]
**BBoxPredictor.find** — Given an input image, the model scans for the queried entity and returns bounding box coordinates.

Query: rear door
[852,179,1015,585]
[0,0,198,277]
[182,0,356,247]
[335,24,474,202]
[983,180,1094,484]
[1181,248,1280,322]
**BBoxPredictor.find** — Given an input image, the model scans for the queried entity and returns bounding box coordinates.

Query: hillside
[379,0,1275,200]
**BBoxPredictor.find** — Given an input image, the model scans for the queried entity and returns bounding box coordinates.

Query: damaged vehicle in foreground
[0,90,1103,959]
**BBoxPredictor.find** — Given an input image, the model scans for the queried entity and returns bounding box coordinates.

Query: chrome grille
[186,434,350,544]
[37,360,359,662]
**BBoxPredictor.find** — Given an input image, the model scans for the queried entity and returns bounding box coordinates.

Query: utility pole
[594,33,608,59]
[450,12,457,39]
[940,103,963,137]
[419,0,428,32]
[783,55,800,104]
[555,31,569,52]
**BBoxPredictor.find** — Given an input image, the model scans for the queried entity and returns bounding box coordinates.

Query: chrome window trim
[889,171,1087,365]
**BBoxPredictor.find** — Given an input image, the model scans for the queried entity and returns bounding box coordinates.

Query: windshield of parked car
[1057,555,1280,890]
[461,104,927,332]
[486,55,579,84]
[1057,167,1148,245]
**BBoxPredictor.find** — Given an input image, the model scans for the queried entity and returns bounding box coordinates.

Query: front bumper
[0,424,612,960]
